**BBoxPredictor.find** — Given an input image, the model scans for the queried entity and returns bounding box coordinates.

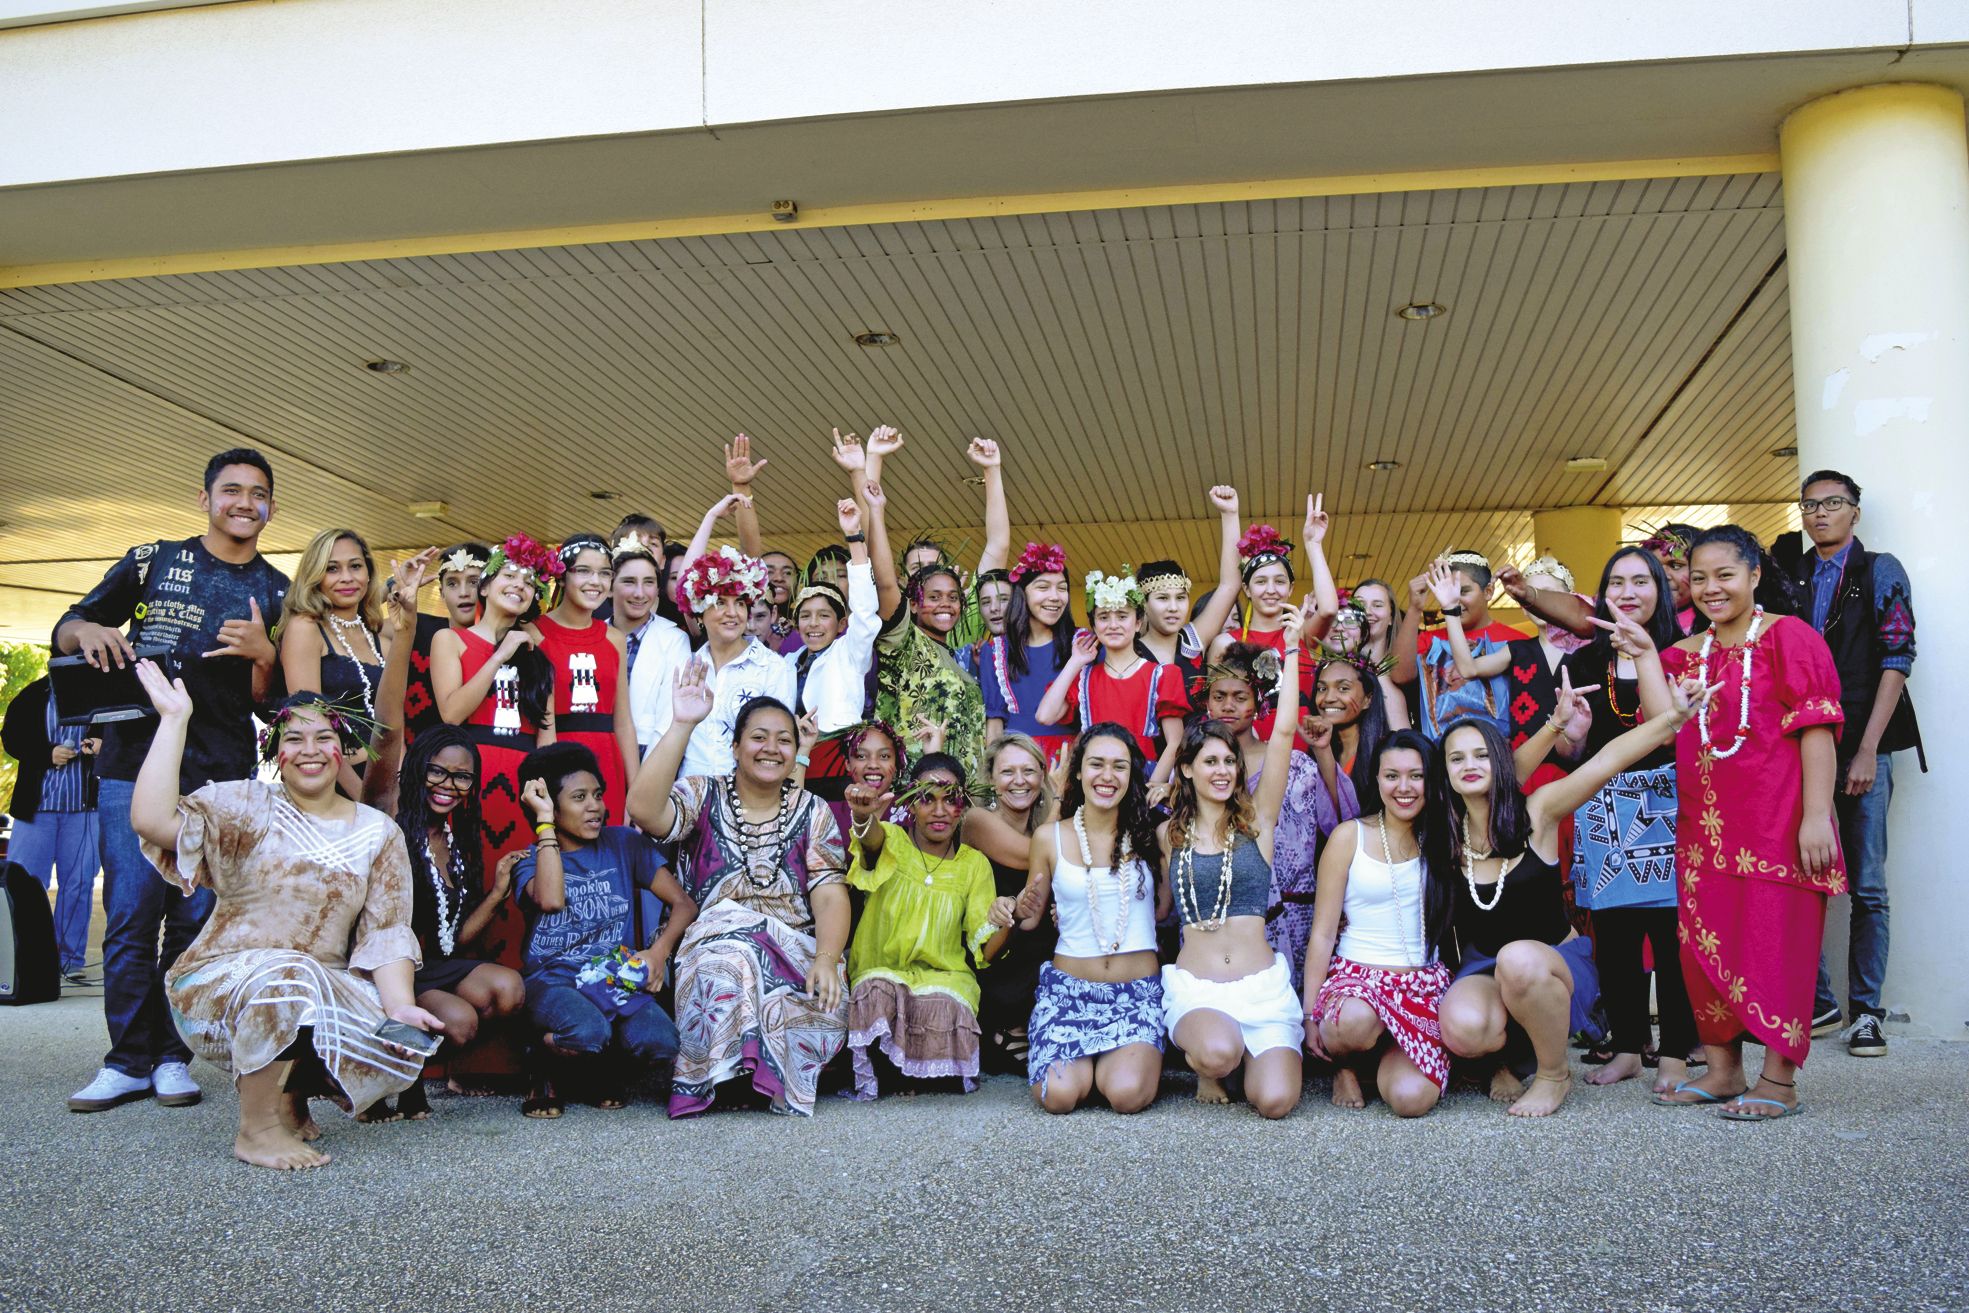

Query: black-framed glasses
[423,763,478,791]
[1800,496,1856,513]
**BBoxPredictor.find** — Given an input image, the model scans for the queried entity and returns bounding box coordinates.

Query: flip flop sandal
[521,1078,564,1119]
[1718,1097,1803,1122]
[1650,1080,1742,1107]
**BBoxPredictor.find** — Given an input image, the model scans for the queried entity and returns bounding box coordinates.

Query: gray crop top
[1173,839,1273,924]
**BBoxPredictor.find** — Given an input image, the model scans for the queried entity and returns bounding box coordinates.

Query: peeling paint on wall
[1858,331,1935,363]
[1822,369,1850,410]
[1854,396,1933,437]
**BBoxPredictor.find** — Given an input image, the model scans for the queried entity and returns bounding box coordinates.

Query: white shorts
[1161,953,1304,1057]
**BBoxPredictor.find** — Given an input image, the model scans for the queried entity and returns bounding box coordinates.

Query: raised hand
[1407,571,1433,611]
[844,782,896,822]
[1426,562,1462,612]
[860,481,887,512]
[201,597,274,663]
[671,661,716,727]
[705,491,751,525]
[1281,603,1306,651]
[1068,627,1101,668]
[1495,565,1531,603]
[795,712,819,758]
[865,425,904,458]
[520,776,555,825]
[1207,485,1240,517]
[1665,671,1715,727]
[389,548,438,631]
[912,715,946,754]
[836,498,862,537]
[134,659,192,720]
[1549,665,1601,731]
[1588,612,1657,658]
[724,433,768,487]
[1302,492,1330,546]
[1298,711,1334,752]
[830,428,865,473]
[966,437,1002,469]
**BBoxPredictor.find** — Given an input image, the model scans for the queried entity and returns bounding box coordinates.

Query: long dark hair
[1356,729,1454,959]
[1165,720,1258,844]
[1433,716,1531,865]
[476,572,555,729]
[1687,524,1801,619]
[395,726,487,952]
[1003,573,1079,679]
[1314,654,1392,803]
[1581,546,1680,667]
[1059,722,1164,872]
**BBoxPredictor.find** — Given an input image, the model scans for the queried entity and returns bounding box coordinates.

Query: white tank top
[1050,819,1158,957]
[1335,819,1430,968]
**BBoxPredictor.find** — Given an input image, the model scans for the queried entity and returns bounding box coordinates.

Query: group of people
[31,434,1917,1170]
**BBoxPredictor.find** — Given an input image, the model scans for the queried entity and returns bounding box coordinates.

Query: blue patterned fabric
[1570,764,1678,911]
[1026,962,1164,1088]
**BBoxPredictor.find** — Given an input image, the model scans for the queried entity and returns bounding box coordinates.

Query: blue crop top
[1171,837,1273,925]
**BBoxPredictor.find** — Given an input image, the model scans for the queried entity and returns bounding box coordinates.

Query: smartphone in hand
[374,1019,442,1056]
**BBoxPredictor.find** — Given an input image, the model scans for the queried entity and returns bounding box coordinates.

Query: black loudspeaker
[0,861,61,1005]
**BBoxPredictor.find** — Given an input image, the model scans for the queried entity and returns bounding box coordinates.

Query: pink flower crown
[677,546,768,614]
[1237,524,1293,564]
[1010,541,1067,583]
[484,533,566,590]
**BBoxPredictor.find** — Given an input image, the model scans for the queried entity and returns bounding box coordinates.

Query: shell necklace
[1377,812,1425,966]
[327,614,383,718]
[1074,809,1138,953]
[1460,813,1521,913]
[725,776,796,889]
[424,819,467,956]
[1696,604,1764,760]
[1174,822,1236,931]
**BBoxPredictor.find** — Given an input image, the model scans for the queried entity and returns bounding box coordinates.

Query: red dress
[1660,615,1846,1065]
[1077,659,1189,761]
[455,629,538,975]
[536,616,628,824]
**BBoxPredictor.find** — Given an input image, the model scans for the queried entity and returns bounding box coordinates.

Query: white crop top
[1050,820,1159,957]
[1335,820,1431,968]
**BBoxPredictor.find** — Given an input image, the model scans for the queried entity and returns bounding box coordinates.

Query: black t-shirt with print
[57,537,290,790]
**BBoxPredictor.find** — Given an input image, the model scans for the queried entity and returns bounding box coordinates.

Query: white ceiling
[0,171,1801,641]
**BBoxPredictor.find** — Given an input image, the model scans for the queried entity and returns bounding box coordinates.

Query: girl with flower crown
[402,542,489,742]
[980,539,1079,767]
[535,532,639,824]
[429,533,560,982]
[1034,568,1190,790]
[1652,526,1843,1121]
[1206,493,1340,744]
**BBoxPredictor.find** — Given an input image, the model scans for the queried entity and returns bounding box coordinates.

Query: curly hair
[1164,720,1258,847]
[395,726,487,952]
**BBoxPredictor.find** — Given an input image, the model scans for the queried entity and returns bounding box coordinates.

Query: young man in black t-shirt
[56,449,290,1113]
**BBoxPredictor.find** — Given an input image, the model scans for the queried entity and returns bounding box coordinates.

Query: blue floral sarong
[1026,962,1164,1090]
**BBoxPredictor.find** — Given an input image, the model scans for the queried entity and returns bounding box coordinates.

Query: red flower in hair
[1237,524,1293,564]
[1010,541,1068,583]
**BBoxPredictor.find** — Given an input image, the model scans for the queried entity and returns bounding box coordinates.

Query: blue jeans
[9,809,98,972]
[98,779,212,1078]
[1815,752,1893,1019]
[525,977,678,1067]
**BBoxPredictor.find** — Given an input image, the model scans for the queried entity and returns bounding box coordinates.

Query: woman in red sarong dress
[1655,527,1844,1120]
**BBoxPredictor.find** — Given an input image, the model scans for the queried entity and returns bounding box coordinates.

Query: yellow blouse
[847,823,999,1012]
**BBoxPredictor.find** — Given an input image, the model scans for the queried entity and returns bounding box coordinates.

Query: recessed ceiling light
[364,359,410,374]
[1564,456,1609,472]
[1770,445,1798,458]
[1395,302,1447,322]
[854,331,902,347]
[408,501,449,519]
[1345,551,1371,560]
[588,490,621,501]
[1366,459,1402,472]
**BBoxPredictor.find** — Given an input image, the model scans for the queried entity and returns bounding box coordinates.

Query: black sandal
[521,1075,563,1119]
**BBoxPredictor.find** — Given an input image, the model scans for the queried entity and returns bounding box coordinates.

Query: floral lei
[677,545,768,614]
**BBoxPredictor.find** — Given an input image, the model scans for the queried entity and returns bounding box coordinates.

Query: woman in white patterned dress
[129,661,443,1171]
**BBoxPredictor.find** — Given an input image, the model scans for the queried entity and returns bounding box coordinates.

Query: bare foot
[279,1092,323,1140]
[1718,1075,1799,1118]
[1330,1067,1366,1110]
[1651,1057,1689,1096]
[1654,1068,1746,1105]
[353,1099,402,1124]
[1507,1070,1573,1118]
[1196,1075,1231,1106]
[1586,1052,1642,1087]
[235,1123,331,1170]
[1488,1067,1525,1103]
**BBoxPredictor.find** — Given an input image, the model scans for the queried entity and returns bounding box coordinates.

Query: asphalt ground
[2,984,1964,1313]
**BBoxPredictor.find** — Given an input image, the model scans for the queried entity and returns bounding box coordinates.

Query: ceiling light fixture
[854,331,901,347]
[1395,301,1447,322]
[408,501,449,519]
[364,359,410,375]
[1564,456,1609,472]
[588,490,621,501]
[1365,459,1402,472]
[1770,445,1798,458]
[1345,551,1371,560]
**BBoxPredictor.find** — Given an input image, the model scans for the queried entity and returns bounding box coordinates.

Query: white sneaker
[67,1066,152,1113]
[152,1060,203,1107]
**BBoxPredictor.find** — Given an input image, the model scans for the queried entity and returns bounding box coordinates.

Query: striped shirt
[39,695,89,813]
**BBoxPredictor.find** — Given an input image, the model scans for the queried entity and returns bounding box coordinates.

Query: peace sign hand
[1588,612,1656,658]
[1549,664,1600,734]
[1302,492,1329,546]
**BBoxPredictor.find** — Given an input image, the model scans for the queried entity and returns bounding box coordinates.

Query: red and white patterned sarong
[1312,957,1453,1088]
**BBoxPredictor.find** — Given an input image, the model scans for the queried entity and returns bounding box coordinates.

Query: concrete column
[1780,82,1969,1035]
[1531,505,1623,590]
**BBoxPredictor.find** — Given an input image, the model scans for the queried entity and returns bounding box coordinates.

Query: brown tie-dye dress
[143,780,426,1114]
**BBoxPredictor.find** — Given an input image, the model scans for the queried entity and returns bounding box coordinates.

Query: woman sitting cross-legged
[126,661,443,1170]
[513,742,696,1117]
[841,754,1014,1098]
[1433,653,1706,1117]
[627,666,853,1118]
[1300,730,1454,1117]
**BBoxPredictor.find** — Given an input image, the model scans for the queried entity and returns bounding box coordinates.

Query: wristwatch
[844,532,866,544]
[1440,604,1465,617]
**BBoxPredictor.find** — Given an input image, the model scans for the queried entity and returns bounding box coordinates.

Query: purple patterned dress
[1260,750,1358,990]
[661,777,848,1117]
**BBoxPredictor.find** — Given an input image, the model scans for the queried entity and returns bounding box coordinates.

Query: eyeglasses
[423,763,478,791]
[1799,497,1856,513]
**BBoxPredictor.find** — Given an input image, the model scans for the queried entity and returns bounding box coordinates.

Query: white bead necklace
[326,613,383,718]
[1377,813,1424,966]
[1174,822,1236,931]
[1074,809,1138,953]
[1460,813,1521,913]
[1696,604,1764,760]
[424,819,467,956]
